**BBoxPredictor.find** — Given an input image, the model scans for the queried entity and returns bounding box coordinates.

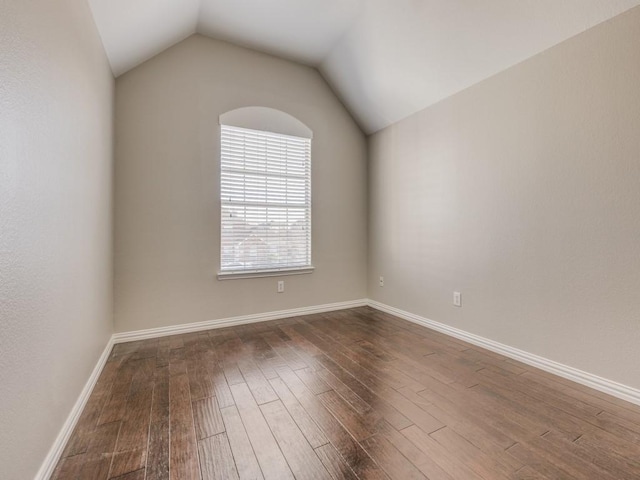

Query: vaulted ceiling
[88,0,640,133]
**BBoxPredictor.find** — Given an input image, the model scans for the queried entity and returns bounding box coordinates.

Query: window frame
[217,122,314,280]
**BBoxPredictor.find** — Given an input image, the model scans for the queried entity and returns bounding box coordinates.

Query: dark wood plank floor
[53,307,640,479]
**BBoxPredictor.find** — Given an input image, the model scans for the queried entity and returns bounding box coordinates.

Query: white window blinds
[220,125,312,274]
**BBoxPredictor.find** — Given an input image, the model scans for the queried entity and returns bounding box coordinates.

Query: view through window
[220,124,312,275]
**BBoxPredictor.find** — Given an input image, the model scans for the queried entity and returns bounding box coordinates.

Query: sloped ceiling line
[88,0,640,133]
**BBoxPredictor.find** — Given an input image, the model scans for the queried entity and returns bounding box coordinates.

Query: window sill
[217,266,315,280]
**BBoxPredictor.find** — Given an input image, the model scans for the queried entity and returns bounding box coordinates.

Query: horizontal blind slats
[220,124,312,272]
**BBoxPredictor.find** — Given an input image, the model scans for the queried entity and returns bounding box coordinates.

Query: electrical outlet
[277,280,284,293]
[453,291,462,307]
[379,276,384,287]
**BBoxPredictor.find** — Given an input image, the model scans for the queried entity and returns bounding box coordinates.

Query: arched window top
[219,107,312,139]
[218,106,313,279]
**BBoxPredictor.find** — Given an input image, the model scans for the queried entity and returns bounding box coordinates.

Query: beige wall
[369,7,640,390]
[0,0,114,478]
[114,35,367,332]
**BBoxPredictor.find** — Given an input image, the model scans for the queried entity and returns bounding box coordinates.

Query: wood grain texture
[230,382,294,480]
[314,443,359,480]
[147,365,170,480]
[260,400,332,480]
[198,433,239,480]
[269,376,329,448]
[169,374,200,480]
[53,307,640,479]
[220,405,264,480]
[193,396,225,440]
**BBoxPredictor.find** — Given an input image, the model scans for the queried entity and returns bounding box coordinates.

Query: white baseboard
[35,336,115,480]
[367,299,640,407]
[112,299,368,343]
[35,299,366,478]
[37,297,640,479]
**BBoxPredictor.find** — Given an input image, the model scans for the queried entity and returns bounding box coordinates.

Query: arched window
[218,107,313,279]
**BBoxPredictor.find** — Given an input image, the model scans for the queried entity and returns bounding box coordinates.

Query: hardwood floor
[53,307,640,479]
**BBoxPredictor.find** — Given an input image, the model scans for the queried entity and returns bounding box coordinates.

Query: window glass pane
[220,125,311,272]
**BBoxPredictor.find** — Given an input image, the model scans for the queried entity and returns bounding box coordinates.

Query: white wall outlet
[277,280,284,293]
[453,291,462,307]
[379,276,384,287]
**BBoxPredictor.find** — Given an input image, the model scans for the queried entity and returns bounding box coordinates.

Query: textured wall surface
[369,7,640,389]
[0,0,114,478]
[114,35,367,332]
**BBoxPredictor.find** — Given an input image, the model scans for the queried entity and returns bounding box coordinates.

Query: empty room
[3,0,640,479]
